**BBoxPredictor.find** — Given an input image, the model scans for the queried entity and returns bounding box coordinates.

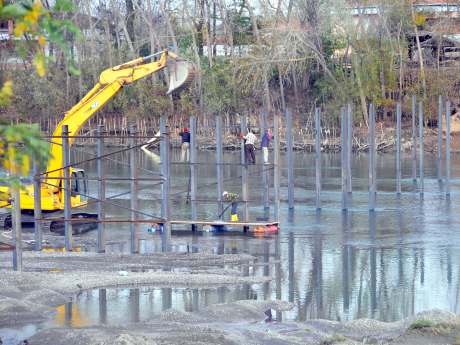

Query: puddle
[0,285,258,344]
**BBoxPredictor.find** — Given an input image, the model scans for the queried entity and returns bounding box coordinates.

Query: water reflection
[71,148,460,322]
[50,285,258,327]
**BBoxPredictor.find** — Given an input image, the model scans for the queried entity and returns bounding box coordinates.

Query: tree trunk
[411,3,426,96]
[126,0,135,50]
[245,0,272,116]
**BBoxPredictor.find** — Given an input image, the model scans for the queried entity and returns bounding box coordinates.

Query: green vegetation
[410,319,436,329]
[2,0,458,131]
[0,0,78,183]
[320,334,347,345]
[409,319,458,336]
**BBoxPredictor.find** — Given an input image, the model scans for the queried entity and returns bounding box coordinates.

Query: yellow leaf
[14,22,27,37]
[414,13,426,26]
[34,54,46,77]
[38,35,46,46]
[1,81,13,98]
[0,80,13,106]
[33,1,43,11]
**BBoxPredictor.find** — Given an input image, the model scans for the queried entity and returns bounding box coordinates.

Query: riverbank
[1,251,459,345]
[75,125,460,153]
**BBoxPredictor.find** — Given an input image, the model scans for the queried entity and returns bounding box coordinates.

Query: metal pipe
[286,108,294,209]
[412,95,417,182]
[396,102,401,195]
[215,116,224,218]
[368,104,376,211]
[437,95,443,181]
[190,116,198,229]
[315,107,321,210]
[341,107,347,210]
[96,125,106,253]
[446,100,451,197]
[33,161,42,251]
[240,115,249,221]
[274,114,281,221]
[262,110,270,210]
[11,181,22,271]
[129,125,139,254]
[62,125,73,251]
[160,118,171,251]
[347,104,352,194]
[419,101,424,197]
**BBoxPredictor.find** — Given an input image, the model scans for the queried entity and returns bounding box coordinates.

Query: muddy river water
[2,146,460,343]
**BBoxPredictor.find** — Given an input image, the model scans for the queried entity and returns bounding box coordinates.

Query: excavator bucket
[167,59,197,95]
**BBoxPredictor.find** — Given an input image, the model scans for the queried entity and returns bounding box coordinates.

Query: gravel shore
[0,251,459,345]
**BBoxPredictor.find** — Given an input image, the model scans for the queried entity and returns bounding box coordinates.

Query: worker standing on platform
[223,191,239,222]
[261,128,272,164]
[241,129,257,164]
[179,127,190,162]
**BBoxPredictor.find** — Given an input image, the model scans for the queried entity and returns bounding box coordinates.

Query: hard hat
[222,191,228,197]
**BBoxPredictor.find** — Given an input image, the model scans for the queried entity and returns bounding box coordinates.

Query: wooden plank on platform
[170,220,279,227]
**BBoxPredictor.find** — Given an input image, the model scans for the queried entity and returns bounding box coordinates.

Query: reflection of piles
[54,303,89,327]
[141,131,161,164]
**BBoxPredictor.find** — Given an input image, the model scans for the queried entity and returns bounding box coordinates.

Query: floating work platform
[168,220,280,234]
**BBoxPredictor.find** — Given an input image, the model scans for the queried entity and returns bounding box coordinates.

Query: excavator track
[0,211,97,235]
[48,213,98,235]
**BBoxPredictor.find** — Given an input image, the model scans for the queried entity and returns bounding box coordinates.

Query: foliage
[0,123,49,186]
[410,319,435,329]
[203,58,239,114]
[2,0,80,76]
[0,0,80,183]
[2,0,459,135]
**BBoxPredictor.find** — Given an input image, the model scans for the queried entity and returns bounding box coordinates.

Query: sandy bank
[1,252,459,345]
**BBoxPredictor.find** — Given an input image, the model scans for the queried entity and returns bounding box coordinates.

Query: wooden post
[215,116,224,219]
[341,107,347,210]
[412,95,417,182]
[446,100,451,197]
[419,101,424,197]
[62,125,73,251]
[396,102,402,195]
[33,161,42,251]
[274,114,280,221]
[129,125,139,254]
[315,108,321,210]
[96,125,106,253]
[286,108,294,209]
[240,115,249,222]
[368,104,376,211]
[190,116,198,229]
[160,118,171,251]
[437,95,443,181]
[346,104,352,194]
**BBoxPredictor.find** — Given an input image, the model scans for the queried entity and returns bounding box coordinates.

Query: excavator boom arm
[45,50,194,189]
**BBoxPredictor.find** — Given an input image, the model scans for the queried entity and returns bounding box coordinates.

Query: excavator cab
[70,168,88,202]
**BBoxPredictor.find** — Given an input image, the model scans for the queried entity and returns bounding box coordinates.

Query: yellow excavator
[0,50,195,233]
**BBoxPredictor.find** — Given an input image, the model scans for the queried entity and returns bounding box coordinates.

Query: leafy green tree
[0,0,79,184]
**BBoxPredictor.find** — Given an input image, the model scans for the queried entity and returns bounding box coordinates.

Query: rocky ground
[0,251,459,345]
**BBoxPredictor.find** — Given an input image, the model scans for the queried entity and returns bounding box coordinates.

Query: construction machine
[0,50,196,234]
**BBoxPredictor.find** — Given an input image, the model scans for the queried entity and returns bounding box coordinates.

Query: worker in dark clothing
[223,191,239,222]
[179,127,190,162]
[261,129,272,164]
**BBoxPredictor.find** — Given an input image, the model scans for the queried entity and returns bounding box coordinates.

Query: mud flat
[1,252,459,345]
